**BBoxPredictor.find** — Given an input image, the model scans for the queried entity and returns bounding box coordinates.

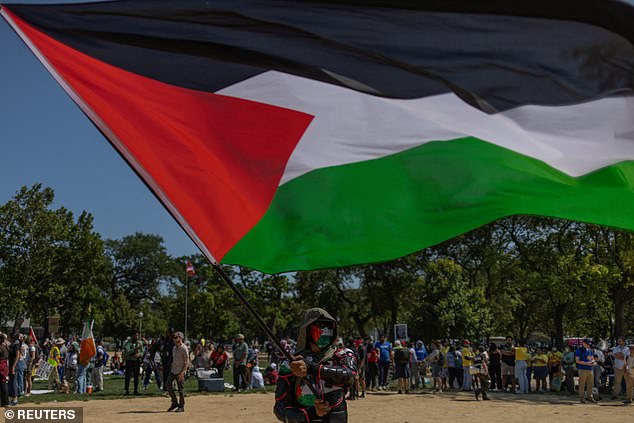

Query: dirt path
[17,391,633,422]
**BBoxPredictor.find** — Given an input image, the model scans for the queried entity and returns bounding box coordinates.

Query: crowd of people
[344,335,634,405]
[3,323,634,412]
[0,326,270,411]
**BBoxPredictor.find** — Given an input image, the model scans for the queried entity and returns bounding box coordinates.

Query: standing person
[16,334,27,398]
[75,339,90,395]
[428,341,445,393]
[273,308,356,423]
[123,331,143,395]
[500,336,516,392]
[547,346,563,387]
[166,331,189,412]
[47,338,63,390]
[375,335,392,390]
[232,334,249,392]
[532,347,549,392]
[593,345,605,389]
[575,338,597,404]
[24,336,36,397]
[472,346,490,401]
[612,336,630,400]
[393,340,410,394]
[355,337,366,398]
[210,344,229,378]
[7,333,21,406]
[93,339,107,392]
[365,338,378,391]
[0,333,10,407]
[414,340,428,388]
[408,341,418,392]
[64,343,78,393]
[562,345,576,394]
[461,340,473,391]
[446,345,459,390]
[624,345,634,405]
[488,343,502,391]
[143,340,163,390]
[158,328,175,392]
[514,340,530,394]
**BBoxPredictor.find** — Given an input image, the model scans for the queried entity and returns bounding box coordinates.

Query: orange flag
[79,320,96,366]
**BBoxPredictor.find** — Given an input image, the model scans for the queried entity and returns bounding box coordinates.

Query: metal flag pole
[184,269,189,341]
[211,262,321,397]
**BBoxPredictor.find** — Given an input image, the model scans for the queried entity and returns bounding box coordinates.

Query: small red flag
[29,326,39,346]
[186,260,196,276]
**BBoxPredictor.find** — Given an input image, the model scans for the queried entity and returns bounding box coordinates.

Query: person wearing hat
[274,308,357,423]
[47,338,64,390]
[575,338,597,404]
[624,344,634,405]
[123,331,143,395]
[64,342,79,393]
[232,334,249,391]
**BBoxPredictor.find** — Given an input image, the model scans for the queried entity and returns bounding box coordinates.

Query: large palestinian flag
[2,0,633,273]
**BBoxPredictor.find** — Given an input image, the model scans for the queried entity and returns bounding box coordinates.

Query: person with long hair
[24,336,36,397]
[365,338,379,391]
[488,343,502,391]
[514,340,530,394]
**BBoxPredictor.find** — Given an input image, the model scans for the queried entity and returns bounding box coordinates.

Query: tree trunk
[553,305,566,349]
[390,308,398,340]
[614,293,628,337]
[353,314,367,338]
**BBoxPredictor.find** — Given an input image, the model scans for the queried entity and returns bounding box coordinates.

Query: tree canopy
[1,184,633,344]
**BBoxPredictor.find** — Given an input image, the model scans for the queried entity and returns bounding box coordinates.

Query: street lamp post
[139,311,144,336]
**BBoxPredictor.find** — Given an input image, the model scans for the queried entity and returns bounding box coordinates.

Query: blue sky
[0,0,199,257]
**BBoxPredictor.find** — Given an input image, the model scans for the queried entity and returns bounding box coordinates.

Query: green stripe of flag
[223,137,634,273]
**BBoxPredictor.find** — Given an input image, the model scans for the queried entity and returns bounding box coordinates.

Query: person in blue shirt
[575,339,597,404]
[414,341,428,388]
[374,335,393,390]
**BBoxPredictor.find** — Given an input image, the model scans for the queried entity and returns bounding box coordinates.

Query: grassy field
[20,365,275,405]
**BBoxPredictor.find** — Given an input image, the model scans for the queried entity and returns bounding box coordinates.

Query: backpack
[395,348,409,364]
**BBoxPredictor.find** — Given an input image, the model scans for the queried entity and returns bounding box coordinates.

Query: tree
[0,184,107,334]
[105,233,179,307]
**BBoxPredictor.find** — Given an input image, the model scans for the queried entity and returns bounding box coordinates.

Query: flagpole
[184,270,189,341]
[211,262,321,397]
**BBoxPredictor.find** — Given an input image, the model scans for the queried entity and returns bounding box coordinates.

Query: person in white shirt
[612,336,630,399]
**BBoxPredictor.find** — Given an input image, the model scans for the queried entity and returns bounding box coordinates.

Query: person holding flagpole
[274,308,357,423]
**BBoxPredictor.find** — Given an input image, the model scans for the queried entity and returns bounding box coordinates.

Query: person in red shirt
[365,337,379,391]
[210,344,229,379]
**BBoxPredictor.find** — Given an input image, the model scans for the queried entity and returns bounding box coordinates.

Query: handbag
[468,365,481,376]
